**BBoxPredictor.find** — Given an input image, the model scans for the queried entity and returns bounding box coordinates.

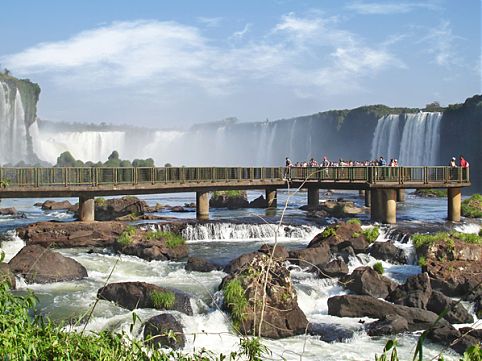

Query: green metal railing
[0,166,470,188]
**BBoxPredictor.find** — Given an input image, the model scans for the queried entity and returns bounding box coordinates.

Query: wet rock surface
[341,266,396,299]
[185,256,221,272]
[94,196,149,221]
[9,245,87,284]
[143,313,185,350]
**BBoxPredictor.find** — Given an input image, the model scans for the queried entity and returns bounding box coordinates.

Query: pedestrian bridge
[0,166,471,224]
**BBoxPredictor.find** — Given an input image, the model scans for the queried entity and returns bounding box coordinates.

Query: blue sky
[1,0,480,128]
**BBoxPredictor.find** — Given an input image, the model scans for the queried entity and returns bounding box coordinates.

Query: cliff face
[0,73,41,165]
[439,95,482,192]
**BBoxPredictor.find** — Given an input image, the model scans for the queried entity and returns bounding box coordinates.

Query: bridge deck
[0,166,470,198]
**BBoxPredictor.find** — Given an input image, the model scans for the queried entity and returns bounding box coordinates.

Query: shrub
[223,279,248,330]
[461,194,482,218]
[0,179,9,188]
[117,226,137,246]
[414,189,447,198]
[418,256,427,267]
[321,227,337,238]
[351,232,361,238]
[347,218,362,226]
[412,231,481,249]
[95,197,106,206]
[150,290,176,309]
[373,262,384,274]
[363,227,380,243]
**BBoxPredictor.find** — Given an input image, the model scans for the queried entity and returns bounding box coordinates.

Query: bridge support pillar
[359,190,365,197]
[448,187,461,222]
[79,194,95,222]
[196,191,209,220]
[371,189,397,224]
[365,190,371,207]
[265,187,277,208]
[397,189,405,202]
[307,187,319,208]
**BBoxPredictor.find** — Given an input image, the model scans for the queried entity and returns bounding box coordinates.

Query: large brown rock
[222,253,308,339]
[143,313,185,350]
[327,294,449,331]
[0,263,16,289]
[387,273,432,309]
[185,257,221,272]
[210,191,249,209]
[369,241,407,264]
[289,242,331,267]
[97,282,193,315]
[366,314,409,336]
[308,222,368,253]
[17,221,126,248]
[0,207,17,216]
[427,290,474,324]
[316,258,349,278]
[9,245,87,284]
[341,266,397,299]
[95,196,149,221]
[41,200,73,210]
[224,244,289,274]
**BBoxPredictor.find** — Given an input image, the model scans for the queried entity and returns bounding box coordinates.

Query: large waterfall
[371,112,442,165]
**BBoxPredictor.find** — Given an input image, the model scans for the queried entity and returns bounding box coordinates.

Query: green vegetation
[54,150,156,168]
[0,179,9,188]
[418,256,427,268]
[212,190,245,198]
[321,227,337,238]
[117,226,137,247]
[223,279,248,330]
[145,230,185,248]
[95,197,107,206]
[347,218,362,226]
[412,231,481,249]
[373,262,384,275]
[363,227,380,243]
[150,290,176,309]
[351,232,361,238]
[462,194,482,218]
[238,337,270,361]
[415,189,447,198]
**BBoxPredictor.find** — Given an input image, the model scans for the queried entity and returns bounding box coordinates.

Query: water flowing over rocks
[16,221,126,248]
[143,313,186,350]
[0,263,16,289]
[341,266,396,299]
[9,245,87,284]
[222,252,308,338]
[97,282,193,315]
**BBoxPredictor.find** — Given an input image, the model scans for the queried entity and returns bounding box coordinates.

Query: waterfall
[0,82,28,165]
[399,112,442,165]
[156,222,322,241]
[370,114,400,161]
[289,119,297,158]
[371,112,441,165]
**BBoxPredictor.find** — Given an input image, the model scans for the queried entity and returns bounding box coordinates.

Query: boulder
[143,313,185,350]
[222,253,308,339]
[308,222,365,250]
[307,323,355,343]
[210,191,249,209]
[0,207,17,216]
[117,239,188,261]
[168,206,193,213]
[427,259,481,298]
[316,258,349,278]
[366,314,409,336]
[16,221,126,248]
[0,263,16,289]
[258,244,289,260]
[97,282,193,315]
[9,245,87,284]
[341,267,396,299]
[249,195,267,208]
[337,237,369,254]
[428,325,480,355]
[369,241,407,264]
[386,273,432,309]
[95,196,148,221]
[327,294,449,331]
[459,327,482,343]
[185,257,221,272]
[223,251,259,274]
[289,242,331,268]
[41,200,73,210]
[427,290,474,324]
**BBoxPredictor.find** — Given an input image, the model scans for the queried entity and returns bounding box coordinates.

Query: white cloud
[346,1,438,15]
[197,17,223,27]
[2,15,401,98]
[231,23,252,40]
[418,20,462,67]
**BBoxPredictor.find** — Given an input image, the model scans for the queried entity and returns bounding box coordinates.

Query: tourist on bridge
[378,156,386,166]
[284,157,292,180]
[459,155,469,168]
[450,157,457,168]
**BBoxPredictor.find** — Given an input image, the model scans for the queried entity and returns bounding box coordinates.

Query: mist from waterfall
[371,112,442,165]
[0,81,28,164]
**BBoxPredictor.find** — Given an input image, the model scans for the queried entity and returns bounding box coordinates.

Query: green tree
[56,151,77,167]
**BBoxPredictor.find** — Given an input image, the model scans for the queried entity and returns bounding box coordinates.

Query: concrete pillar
[307,187,320,208]
[371,189,397,224]
[448,187,461,222]
[396,189,405,202]
[359,190,365,197]
[196,191,209,220]
[79,194,95,222]
[365,190,371,207]
[265,187,277,208]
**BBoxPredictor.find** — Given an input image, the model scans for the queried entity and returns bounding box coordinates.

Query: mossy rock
[461,194,482,218]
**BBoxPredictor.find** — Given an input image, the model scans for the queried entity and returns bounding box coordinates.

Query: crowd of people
[284,156,398,168]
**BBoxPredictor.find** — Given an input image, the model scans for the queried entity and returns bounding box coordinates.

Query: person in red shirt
[459,155,469,168]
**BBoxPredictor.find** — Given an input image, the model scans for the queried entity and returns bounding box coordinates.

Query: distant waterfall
[371,112,441,165]
[0,82,28,164]
[399,112,442,165]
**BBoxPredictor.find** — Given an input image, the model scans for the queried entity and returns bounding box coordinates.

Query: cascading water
[0,83,28,164]
[371,112,442,165]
